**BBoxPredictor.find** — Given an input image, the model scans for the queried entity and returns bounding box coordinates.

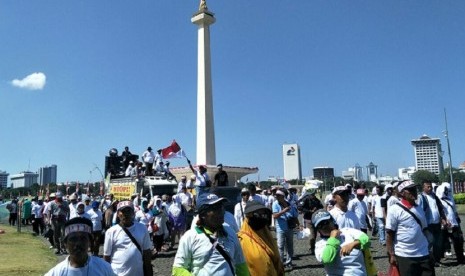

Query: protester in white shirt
[173,193,249,275]
[45,217,115,276]
[329,186,361,230]
[436,183,465,264]
[234,188,250,229]
[313,209,369,276]
[348,189,369,233]
[87,201,103,256]
[386,181,434,275]
[372,185,386,245]
[103,201,153,276]
[142,147,155,176]
[125,161,135,177]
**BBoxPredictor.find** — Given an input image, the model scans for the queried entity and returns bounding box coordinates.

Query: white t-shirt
[45,255,115,276]
[329,206,361,230]
[195,171,210,187]
[348,199,368,230]
[385,203,429,258]
[174,225,246,276]
[233,201,247,229]
[87,208,103,231]
[103,223,152,276]
[177,192,193,209]
[373,195,384,218]
[32,204,44,219]
[387,196,400,208]
[315,228,367,276]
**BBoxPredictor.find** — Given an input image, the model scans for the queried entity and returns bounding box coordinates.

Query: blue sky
[1,1,464,183]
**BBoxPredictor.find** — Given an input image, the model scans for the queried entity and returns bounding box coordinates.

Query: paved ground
[3,213,465,275]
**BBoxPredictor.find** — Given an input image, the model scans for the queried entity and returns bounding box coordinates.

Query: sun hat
[244,201,267,214]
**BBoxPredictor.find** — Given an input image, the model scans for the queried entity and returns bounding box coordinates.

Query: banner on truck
[110,182,136,200]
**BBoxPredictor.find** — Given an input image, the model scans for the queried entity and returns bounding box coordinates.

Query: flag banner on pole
[76,181,80,194]
[100,181,104,196]
[162,140,186,159]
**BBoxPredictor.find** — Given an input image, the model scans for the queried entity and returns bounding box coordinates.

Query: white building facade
[411,134,444,175]
[282,143,302,181]
[10,171,39,189]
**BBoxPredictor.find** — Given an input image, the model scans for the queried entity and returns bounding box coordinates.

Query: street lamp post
[443,108,454,193]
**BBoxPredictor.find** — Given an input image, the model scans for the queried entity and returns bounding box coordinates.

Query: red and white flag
[162,140,186,159]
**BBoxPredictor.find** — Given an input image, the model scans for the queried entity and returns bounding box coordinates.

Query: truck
[107,176,178,201]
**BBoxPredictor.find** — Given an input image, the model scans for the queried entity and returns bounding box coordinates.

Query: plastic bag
[296,228,311,240]
[387,263,400,276]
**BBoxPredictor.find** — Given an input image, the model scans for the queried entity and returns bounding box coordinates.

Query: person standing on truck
[214,163,229,187]
[121,146,133,170]
[142,146,155,176]
[187,159,210,200]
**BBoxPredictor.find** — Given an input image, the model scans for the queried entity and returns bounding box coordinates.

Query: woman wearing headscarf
[238,201,284,276]
[436,183,464,264]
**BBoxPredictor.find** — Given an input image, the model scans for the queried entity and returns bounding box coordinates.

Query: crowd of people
[4,171,465,276]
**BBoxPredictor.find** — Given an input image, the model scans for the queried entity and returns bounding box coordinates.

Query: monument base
[171,165,258,186]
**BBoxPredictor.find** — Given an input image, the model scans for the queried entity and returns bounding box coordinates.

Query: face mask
[248,217,270,230]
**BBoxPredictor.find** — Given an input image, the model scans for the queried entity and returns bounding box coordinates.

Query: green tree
[439,167,465,183]
[411,170,438,185]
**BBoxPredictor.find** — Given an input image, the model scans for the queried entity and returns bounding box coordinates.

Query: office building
[366,162,378,182]
[411,134,444,175]
[0,170,8,189]
[39,164,57,185]
[313,167,334,180]
[342,164,364,181]
[10,171,39,188]
[398,167,416,180]
[283,143,302,181]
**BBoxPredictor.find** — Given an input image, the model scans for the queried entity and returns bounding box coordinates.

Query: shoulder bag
[119,225,152,276]
[396,203,433,247]
[198,226,235,275]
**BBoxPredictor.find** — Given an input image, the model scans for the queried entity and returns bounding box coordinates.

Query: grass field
[0,225,57,275]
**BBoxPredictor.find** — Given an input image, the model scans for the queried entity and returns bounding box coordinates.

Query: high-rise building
[342,164,364,181]
[282,143,302,181]
[0,170,9,189]
[10,171,39,189]
[313,167,334,180]
[366,162,378,182]
[411,134,444,175]
[39,165,57,185]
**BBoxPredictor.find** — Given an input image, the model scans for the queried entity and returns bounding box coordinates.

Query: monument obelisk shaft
[192,1,216,165]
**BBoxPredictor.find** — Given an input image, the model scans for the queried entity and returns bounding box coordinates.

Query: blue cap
[311,209,332,228]
[196,193,227,213]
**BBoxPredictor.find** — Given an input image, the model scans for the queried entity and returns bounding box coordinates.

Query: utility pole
[443,108,454,193]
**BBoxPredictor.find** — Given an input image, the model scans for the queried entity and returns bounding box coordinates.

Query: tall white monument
[171,1,258,184]
[192,0,216,165]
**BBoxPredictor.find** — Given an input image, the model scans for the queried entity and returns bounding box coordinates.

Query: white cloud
[11,72,47,90]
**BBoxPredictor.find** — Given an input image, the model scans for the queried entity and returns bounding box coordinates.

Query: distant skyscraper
[366,162,378,182]
[411,134,444,175]
[10,171,39,189]
[0,170,9,189]
[39,165,57,185]
[283,143,302,181]
[342,164,363,181]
